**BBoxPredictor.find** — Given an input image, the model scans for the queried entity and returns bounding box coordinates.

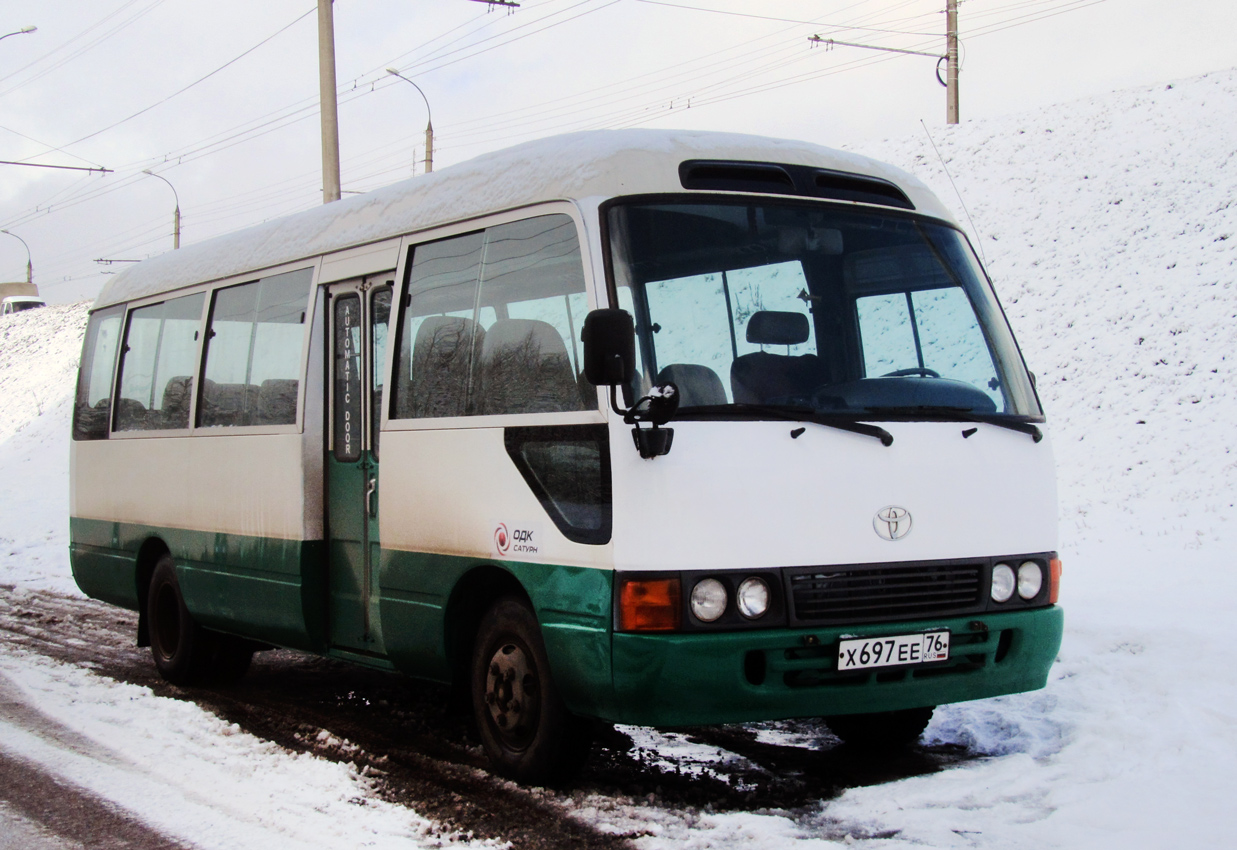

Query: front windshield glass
[607,199,1040,419]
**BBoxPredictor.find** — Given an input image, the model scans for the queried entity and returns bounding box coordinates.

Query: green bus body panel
[70,516,1061,727]
[377,549,615,716]
[605,606,1064,727]
[69,517,327,651]
[326,454,384,653]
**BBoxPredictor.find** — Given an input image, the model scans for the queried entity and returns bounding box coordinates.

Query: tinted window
[392,214,593,420]
[72,306,124,440]
[504,425,611,545]
[115,292,204,432]
[200,269,310,427]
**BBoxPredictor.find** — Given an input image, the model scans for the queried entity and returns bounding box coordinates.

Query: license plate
[837,631,950,671]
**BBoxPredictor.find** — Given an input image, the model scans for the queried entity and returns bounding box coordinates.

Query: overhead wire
[10,0,1112,282]
[53,7,318,153]
[0,0,170,96]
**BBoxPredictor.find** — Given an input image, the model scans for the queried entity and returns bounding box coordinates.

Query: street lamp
[1,229,33,285]
[386,68,434,174]
[0,26,37,44]
[142,169,181,249]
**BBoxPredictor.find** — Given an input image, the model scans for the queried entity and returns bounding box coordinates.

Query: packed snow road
[0,586,976,849]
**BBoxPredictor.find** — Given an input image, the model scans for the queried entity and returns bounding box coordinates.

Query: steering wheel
[882,367,940,378]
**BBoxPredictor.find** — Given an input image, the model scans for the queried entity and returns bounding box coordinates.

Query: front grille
[789,562,983,625]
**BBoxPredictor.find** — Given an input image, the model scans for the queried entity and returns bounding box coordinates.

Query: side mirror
[582,309,635,386]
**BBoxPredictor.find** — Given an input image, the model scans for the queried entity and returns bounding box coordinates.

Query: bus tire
[471,597,586,785]
[824,706,935,749]
[146,554,214,685]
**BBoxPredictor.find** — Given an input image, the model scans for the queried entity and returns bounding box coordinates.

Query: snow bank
[0,651,490,850]
[850,69,1237,550]
[0,302,88,596]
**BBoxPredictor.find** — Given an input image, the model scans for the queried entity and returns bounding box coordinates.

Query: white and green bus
[71,130,1063,783]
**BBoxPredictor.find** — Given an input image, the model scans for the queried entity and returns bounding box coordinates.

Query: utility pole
[809,1,961,126]
[946,0,959,124]
[318,0,341,203]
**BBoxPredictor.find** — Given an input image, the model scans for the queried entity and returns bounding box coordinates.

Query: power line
[52,7,317,153]
[0,0,171,98]
[633,0,940,37]
[2,0,1117,280]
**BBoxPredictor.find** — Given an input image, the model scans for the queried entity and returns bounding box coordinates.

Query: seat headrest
[746,311,809,345]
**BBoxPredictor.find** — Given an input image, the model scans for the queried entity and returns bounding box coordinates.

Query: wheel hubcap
[484,641,539,749]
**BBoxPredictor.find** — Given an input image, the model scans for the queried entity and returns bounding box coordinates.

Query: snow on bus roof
[93,129,956,310]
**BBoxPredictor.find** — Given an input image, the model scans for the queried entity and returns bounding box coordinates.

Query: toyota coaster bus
[70,130,1063,783]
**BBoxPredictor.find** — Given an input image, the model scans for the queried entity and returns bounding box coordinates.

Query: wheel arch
[443,564,530,689]
[134,536,170,648]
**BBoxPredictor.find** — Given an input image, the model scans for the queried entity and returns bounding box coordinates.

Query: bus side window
[473,215,592,416]
[393,232,485,420]
[73,306,125,440]
[200,269,311,427]
[114,292,204,432]
[392,213,594,420]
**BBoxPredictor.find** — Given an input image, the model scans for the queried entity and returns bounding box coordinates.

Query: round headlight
[736,577,770,619]
[690,578,728,622]
[1017,561,1043,599]
[991,563,1016,603]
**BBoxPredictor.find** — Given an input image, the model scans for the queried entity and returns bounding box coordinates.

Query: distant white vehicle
[1,295,45,315]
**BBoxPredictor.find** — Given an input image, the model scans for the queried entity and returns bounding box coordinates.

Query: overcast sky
[2,0,1234,304]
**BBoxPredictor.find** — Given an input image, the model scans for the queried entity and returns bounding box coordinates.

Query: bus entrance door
[326,279,392,656]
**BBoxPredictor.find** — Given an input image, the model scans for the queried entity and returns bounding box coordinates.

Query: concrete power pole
[946,0,959,124]
[318,0,342,203]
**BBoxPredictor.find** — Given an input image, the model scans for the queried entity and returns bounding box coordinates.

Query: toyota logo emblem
[873,506,912,541]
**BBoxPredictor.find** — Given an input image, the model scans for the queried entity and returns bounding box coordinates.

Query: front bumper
[603,606,1063,726]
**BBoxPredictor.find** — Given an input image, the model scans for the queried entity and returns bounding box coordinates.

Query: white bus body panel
[380,426,612,569]
[70,435,308,540]
[609,420,1057,571]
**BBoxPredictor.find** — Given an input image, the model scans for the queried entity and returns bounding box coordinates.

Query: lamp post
[142,170,181,249]
[386,69,434,174]
[1,229,33,285]
[0,25,37,44]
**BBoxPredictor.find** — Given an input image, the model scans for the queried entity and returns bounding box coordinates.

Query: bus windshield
[607,199,1041,419]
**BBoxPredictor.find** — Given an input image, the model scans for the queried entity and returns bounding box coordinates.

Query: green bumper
[604,606,1064,726]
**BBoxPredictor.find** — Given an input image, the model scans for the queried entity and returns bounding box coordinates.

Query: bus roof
[94,129,955,310]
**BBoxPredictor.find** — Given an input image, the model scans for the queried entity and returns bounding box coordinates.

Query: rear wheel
[471,597,590,785]
[824,706,935,749]
[147,554,254,685]
[147,554,214,685]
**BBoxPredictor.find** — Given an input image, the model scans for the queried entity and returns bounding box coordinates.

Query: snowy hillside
[852,69,1237,549]
[3,70,1237,849]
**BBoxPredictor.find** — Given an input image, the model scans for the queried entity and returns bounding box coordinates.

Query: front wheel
[824,706,935,750]
[471,597,589,785]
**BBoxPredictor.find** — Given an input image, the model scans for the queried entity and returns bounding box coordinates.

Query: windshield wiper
[862,405,1043,443]
[676,404,894,446]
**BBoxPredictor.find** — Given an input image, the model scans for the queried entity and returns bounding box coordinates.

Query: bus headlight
[736,577,770,619]
[690,578,728,622]
[1017,561,1043,600]
[991,563,1016,603]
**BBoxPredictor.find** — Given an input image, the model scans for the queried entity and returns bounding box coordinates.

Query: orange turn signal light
[1049,558,1062,604]
[618,577,681,632]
